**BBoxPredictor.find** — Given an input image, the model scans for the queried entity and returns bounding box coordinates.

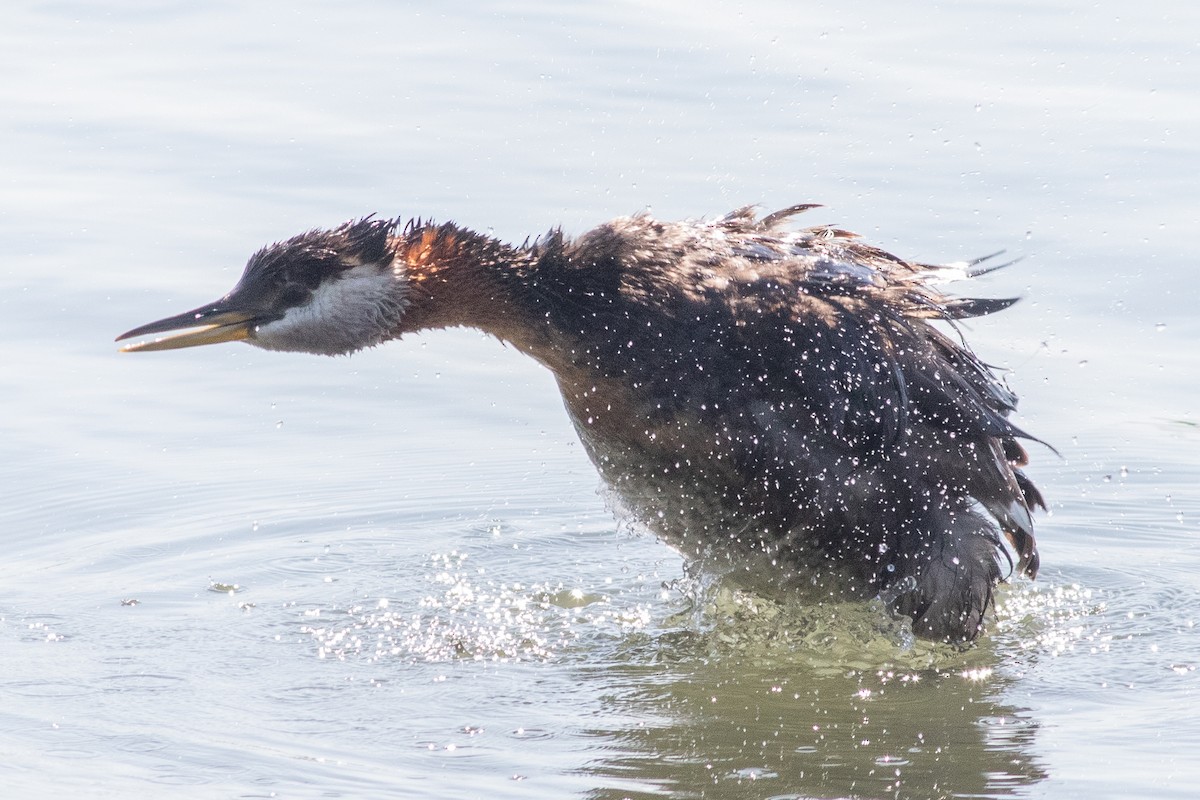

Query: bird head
[116,217,409,356]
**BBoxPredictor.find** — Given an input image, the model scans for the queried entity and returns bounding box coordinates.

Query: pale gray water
[2,1,1198,797]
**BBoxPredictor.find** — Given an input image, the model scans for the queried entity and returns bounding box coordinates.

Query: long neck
[390,222,549,353]
[389,222,637,432]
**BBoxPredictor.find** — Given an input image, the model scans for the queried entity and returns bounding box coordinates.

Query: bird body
[118,205,1045,642]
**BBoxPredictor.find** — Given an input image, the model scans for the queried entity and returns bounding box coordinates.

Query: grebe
[116,205,1045,642]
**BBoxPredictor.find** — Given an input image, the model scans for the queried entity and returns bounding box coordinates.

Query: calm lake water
[3,1,1198,797]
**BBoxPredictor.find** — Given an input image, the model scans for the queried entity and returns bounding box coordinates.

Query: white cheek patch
[252,265,408,356]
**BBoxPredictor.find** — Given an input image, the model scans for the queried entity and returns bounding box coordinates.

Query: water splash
[298,551,657,664]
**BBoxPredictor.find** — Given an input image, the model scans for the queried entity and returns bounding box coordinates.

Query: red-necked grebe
[116,205,1046,642]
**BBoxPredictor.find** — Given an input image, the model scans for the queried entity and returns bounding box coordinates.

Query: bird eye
[278,286,309,307]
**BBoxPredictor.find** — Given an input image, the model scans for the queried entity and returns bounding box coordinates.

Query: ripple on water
[993,570,1200,696]
[41,747,103,760]
[97,672,188,694]
[145,768,215,787]
[2,680,98,699]
[113,735,171,755]
[508,726,556,741]
[976,712,1040,752]
[263,550,360,578]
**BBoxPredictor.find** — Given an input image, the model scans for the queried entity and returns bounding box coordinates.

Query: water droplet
[1155,322,1166,332]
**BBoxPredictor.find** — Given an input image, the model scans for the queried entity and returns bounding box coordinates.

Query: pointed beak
[115,302,263,352]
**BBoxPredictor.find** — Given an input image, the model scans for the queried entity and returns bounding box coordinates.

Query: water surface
[2,1,1198,797]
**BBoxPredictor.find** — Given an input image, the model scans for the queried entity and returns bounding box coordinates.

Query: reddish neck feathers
[391,223,544,353]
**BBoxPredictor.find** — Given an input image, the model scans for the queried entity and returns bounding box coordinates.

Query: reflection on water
[569,578,1107,799]
[579,658,1046,799]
